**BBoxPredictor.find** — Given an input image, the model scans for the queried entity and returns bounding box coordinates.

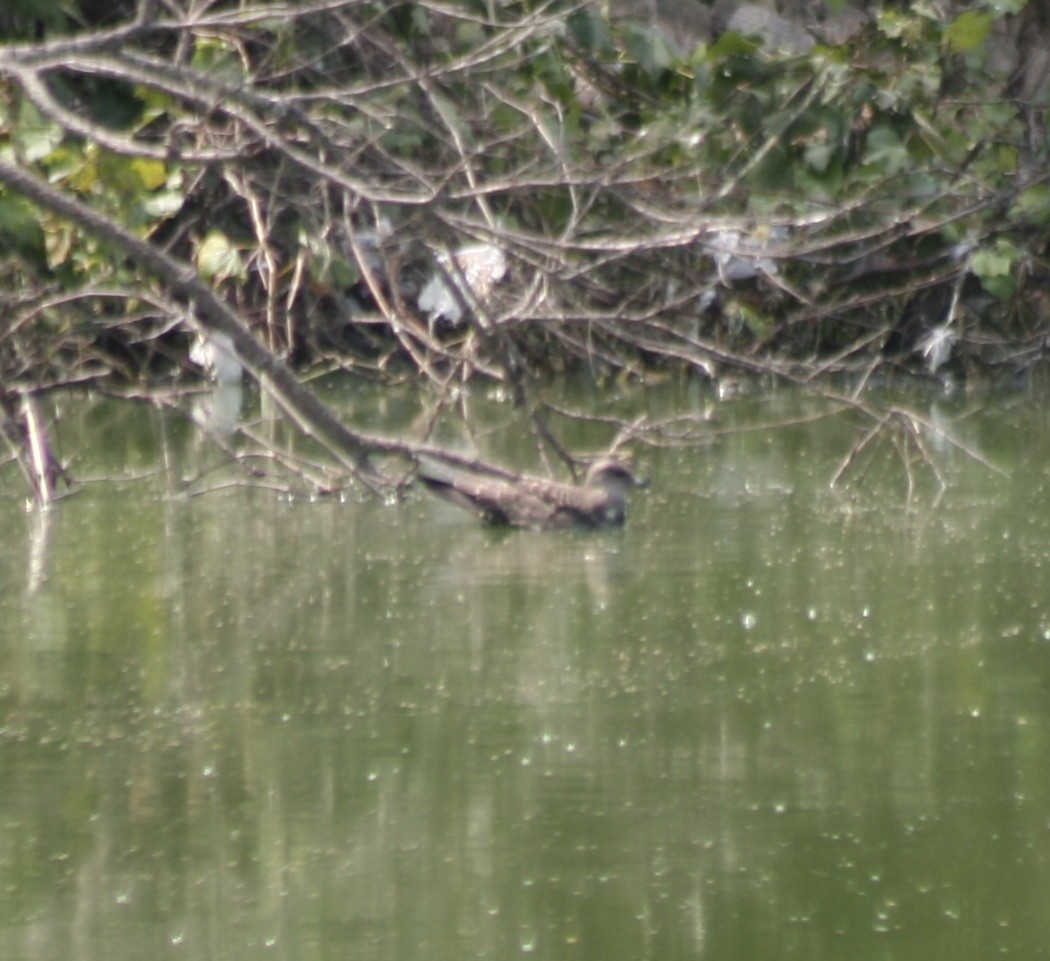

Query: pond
[2,378,1050,961]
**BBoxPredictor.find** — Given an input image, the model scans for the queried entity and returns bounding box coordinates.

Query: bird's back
[418,466,624,529]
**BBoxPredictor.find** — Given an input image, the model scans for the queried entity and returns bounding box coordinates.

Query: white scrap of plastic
[918,324,957,374]
[190,330,243,384]
[352,216,393,274]
[708,228,784,282]
[417,243,508,324]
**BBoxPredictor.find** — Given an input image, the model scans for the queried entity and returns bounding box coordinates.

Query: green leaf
[626,25,676,79]
[943,10,993,54]
[911,108,963,164]
[130,158,168,191]
[15,101,63,163]
[454,22,484,50]
[804,140,835,173]
[41,214,76,269]
[876,9,930,44]
[301,230,359,288]
[861,125,910,176]
[568,8,613,54]
[141,191,186,218]
[708,31,761,59]
[0,192,45,262]
[971,238,1019,300]
[876,10,907,39]
[196,231,246,282]
[97,151,164,199]
[971,240,1015,278]
[995,142,1018,172]
[1010,185,1050,226]
[190,38,244,84]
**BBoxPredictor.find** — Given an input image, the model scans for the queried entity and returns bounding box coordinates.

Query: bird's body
[417,459,642,530]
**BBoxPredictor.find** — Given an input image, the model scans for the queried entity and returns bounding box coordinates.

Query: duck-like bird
[417,459,644,530]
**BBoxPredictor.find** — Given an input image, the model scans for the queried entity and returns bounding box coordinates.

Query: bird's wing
[418,466,623,528]
[517,477,611,520]
[417,471,554,527]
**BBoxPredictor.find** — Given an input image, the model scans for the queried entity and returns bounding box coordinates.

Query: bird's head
[584,459,646,494]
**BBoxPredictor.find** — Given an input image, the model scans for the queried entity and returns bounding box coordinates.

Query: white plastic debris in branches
[918,244,970,375]
[190,330,243,384]
[918,324,957,374]
[707,227,786,283]
[417,242,508,325]
[350,215,393,276]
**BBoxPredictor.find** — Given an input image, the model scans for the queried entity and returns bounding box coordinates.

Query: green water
[2,381,1050,960]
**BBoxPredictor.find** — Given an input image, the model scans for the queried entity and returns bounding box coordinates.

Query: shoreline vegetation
[1,0,1045,507]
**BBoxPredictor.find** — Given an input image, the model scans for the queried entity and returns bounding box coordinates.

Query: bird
[417,458,644,530]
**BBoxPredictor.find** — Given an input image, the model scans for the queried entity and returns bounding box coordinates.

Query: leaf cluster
[0,0,1048,398]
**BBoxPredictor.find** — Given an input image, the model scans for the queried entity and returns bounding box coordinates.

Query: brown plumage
[417,459,644,530]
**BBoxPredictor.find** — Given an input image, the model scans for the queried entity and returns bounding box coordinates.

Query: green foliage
[0,0,1043,383]
[190,38,246,85]
[971,238,1020,300]
[1011,186,1050,228]
[0,192,45,263]
[0,67,185,282]
[301,230,359,289]
[12,101,64,163]
[624,25,678,80]
[943,10,994,53]
[0,0,67,39]
[196,231,247,284]
[567,8,614,55]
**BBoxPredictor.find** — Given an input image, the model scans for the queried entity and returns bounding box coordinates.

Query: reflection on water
[25,510,53,597]
[2,383,1050,961]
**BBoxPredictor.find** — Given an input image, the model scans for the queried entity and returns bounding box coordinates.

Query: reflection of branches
[829,400,1005,507]
[0,388,72,507]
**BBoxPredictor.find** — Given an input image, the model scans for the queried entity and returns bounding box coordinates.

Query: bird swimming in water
[417,458,644,530]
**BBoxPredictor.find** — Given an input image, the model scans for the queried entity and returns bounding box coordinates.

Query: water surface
[2,381,1049,960]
